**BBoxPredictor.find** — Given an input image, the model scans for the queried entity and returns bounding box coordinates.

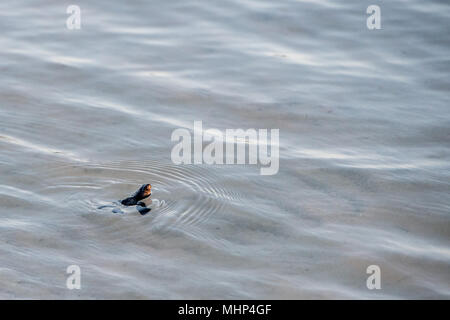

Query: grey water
[0,0,449,299]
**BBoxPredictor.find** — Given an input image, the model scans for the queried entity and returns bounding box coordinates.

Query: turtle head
[141,183,152,197]
[132,184,152,201]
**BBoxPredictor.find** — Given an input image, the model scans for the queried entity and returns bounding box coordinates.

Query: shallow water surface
[0,0,449,299]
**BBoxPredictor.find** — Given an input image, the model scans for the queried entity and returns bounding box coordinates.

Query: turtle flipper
[98,205,115,209]
[136,202,151,215]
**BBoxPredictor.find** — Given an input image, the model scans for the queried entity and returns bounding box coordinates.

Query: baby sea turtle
[98,184,152,215]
